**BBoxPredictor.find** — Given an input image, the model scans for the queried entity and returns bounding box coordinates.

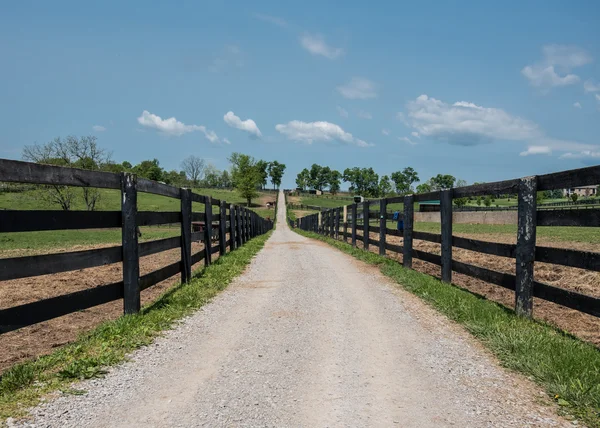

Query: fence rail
[293,164,600,320]
[0,158,275,334]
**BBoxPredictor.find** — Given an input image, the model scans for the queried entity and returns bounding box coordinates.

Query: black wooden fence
[293,165,600,319]
[0,158,274,334]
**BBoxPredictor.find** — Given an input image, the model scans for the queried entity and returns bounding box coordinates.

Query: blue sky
[1,0,599,189]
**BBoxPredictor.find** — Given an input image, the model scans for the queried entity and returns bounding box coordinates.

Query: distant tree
[203,164,221,188]
[255,160,270,189]
[484,195,492,207]
[134,159,164,182]
[229,152,261,206]
[571,193,579,202]
[180,155,206,186]
[391,167,420,195]
[342,167,379,197]
[122,161,133,170]
[328,170,342,195]
[296,168,310,191]
[476,196,483,206]
[537,191,546,205]
[220,170,232,188]
[23,135,109,211]
[268,161,286,190]
[309,164,322,190]
[101,162,127,174]
[163,170,187,187]
[455,179,468,188]
[454,197,468,208]
[415,182,432,194]
[379,175,393,197]
[429,174,456,190]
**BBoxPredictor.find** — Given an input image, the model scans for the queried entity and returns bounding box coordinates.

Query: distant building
[564,185,598,198]
[419,200,440,212]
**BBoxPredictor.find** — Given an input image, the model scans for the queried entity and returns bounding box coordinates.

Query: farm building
[563,185,598,198]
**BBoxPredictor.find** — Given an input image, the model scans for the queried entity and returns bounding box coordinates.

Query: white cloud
[253,13,287,28]
[336,106,348,118]
[573,102,582,109]
[520,146,552,156]
[223,111,262,137]
[584,79,600,93]
[275,120,372,147]
[92,125,106,132]
[336,77,378,99]
[399,94,599,157]
[137,110,223,143]
[300,33,343,59]
[357,110,372,119]
[560,150,600,159]
[223,138,232,145]
[399,136,417,145]
[381,129,390,136]
[522,45,592,90]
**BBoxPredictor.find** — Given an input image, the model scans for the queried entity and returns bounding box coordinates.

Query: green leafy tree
[571,193,579,202]
[484,195,492,207]
[122,161,133,170]
[220,170,232,188]
[296,168,310,190]
[429,174,456,190]
[309,164,322,190]
[328,170,342,195]
[476,196,483,206]
[133,159,164,182]
[342,167,379,197]
[391,167,419,195]
[415,182,432,194]
[454,197,468,207]
[255,160,270,189]
[379,175,393,197]
[268,161,286,189]
[229,152,261,206]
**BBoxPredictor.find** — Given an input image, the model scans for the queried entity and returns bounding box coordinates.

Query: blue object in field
[397,219,404,231]
[392,211,404,232]
[392,211,400,220]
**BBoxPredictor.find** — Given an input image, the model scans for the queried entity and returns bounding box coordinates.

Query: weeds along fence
[0,158,274,334]
[293,165,600,319]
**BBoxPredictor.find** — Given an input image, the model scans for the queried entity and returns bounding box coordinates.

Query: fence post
[440,189,452,283]
[403,195,414,268]
[236,206,242,246]
[379,198,387,256]
[351,203,357,247]
[363,200,369,250]
[229,204,236,250]
[318,211,322,234]
[335,208,340,240]
[343,205,348,242]
[204,196,213,266]
[180,188,192,283]
[120,172,140,314]
[515,176,537,318]
[219,200,227,256]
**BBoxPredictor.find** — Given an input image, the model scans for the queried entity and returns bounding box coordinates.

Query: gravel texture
[15,190,572,427]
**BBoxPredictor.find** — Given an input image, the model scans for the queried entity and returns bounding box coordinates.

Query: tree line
[18,135,285,210]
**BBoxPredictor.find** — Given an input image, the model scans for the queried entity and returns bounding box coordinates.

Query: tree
[22,135,109,211]
[484,195,492,207]
[391,167,419,195]
[122,161,133,170]
[133,159,164,182]
[454,197,468,207]
[476,196,483,206]
[328,170,342,195]
[571,193,579,202]
[268,161,286,190]
[342,167,379,197]
[255,160,270,190]
[415,182,432,194]
[180,155,206,186]
[379,175,393,197]
[455,179,468,188]
[220,170,232,188]
[229,152,261,206]
[296,168,310,190]
[309,164,322,190]
[429,174,456,190]
[204,164,221,188]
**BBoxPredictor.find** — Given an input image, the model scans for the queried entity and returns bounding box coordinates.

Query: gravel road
[16,190,571,427]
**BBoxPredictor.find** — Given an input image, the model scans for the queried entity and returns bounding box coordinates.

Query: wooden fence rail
[293,164,600,319]
[0,158,274,334]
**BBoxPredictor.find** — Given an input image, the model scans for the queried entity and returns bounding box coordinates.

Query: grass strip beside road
[293,228,600,427]
[0,231,272,422]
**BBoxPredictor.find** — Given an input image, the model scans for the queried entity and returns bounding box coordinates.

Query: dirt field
[0,240,218,373]
[350,228,600,347]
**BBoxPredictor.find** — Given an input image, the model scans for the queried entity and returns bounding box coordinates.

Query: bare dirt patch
[351,229,600,347]
[0,241,216,373]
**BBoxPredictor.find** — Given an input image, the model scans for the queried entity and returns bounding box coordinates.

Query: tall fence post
[363,200,369,250]
[343,205,348,242]
[180,188,192,283]
[379,198,387,256]
[120,172,140,314]
[403,195,414,268]
[236,206,242,247]
[318,211,322,234]
[219,200,227,256]
[515,176,537,317]
[440,189,453,283]
[335,208,340,240]
[351,203,357,247]
[229,204,236,250]
[204,196,212,266]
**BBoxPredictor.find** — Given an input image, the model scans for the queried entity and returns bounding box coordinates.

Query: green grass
[0,227,179,253]
[293,228,600,427]
[298,196,351,209]
[0,231,272,421]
